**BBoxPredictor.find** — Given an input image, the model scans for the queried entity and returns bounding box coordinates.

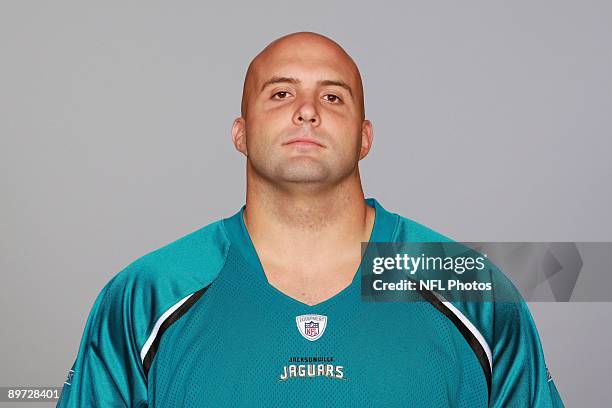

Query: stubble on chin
[272,158,332,184]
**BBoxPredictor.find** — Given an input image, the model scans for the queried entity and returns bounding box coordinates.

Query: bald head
[240,32,365,120]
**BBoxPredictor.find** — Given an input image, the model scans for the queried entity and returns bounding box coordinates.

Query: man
[57,32,564,407]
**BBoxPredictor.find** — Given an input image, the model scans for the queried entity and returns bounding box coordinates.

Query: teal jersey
[57,198,564,407]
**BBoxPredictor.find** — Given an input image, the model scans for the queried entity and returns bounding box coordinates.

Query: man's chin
[271,161,330,183]
[277,172,330,184]
[270,167,335,185]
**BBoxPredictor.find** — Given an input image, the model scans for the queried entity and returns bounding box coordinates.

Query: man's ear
[358,119,373,160]
[231,117,248,156]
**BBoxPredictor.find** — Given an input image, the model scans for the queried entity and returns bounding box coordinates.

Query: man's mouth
[283,136,325,148]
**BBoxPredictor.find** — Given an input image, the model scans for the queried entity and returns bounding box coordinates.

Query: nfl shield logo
[296,314,327,341]
[304,321,319,338]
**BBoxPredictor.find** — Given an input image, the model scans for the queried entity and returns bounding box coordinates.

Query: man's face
[234,38,372,188]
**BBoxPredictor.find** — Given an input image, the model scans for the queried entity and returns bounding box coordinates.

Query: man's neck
[242,173,375,276]
[245,183,370,240]
[241,171,375,305]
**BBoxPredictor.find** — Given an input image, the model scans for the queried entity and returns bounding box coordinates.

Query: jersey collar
[223,197,399,273]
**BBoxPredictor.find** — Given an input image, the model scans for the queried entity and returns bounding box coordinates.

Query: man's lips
[283,136,325,148]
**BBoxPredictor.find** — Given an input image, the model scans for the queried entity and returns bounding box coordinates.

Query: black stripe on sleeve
[417,288,492,401]
[142,285,210,378]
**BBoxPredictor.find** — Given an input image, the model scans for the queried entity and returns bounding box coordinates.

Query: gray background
[1,1,610,406]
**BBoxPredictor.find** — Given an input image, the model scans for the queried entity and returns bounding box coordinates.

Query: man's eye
[324,94,342,103]
[272,91,291,99]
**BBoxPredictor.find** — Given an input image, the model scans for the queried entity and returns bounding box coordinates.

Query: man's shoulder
[93,216,230,318]
[87,217,232,350]
[112,217,231,292]
[391,210,455,243]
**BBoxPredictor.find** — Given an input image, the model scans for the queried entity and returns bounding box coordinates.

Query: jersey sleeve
[56,272,148,407]
[490,297,565,407]
[56,218,228,407]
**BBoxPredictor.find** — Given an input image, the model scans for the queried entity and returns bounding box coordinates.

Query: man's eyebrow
[260,76,353,97]
[318,79,354,97]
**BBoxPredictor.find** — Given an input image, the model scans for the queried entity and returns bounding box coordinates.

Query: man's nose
[293,100,320,127]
